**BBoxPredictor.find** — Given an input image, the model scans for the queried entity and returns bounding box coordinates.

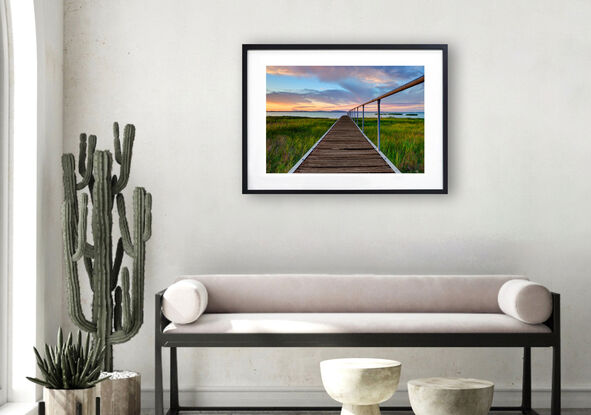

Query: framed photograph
[242,44,447,194]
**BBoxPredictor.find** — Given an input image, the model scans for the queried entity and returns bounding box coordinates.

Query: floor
[141,410,591,415]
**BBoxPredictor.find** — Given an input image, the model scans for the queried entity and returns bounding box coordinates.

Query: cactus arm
[111,238,123,291]
[121,267,131,331]
[72,193,90,261]
[109,188,147,344]
[113,124,135,193]
[70,193,94,261]
[143,192,152,241]
[109,266,135,344]
[129,187,151,337]
[76,135,96,190]
[72,201,94,262]
[113,122,122,164]
[116,193,135,257]
[62,201,96,333]
[78,134,87,175]
[129,188,147,336]
[62,154,78,216]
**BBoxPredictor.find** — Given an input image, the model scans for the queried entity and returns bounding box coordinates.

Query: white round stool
[320,358,401,415]
[408,377,494,415]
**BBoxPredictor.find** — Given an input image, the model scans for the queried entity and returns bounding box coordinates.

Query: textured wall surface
[63,0,591,407]
[35,0,63,367]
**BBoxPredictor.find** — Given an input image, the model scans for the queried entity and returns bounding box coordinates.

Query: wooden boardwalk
[292,116,395,174]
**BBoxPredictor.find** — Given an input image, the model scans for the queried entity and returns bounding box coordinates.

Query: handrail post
[346,75,423,151]
[377,99,381,151]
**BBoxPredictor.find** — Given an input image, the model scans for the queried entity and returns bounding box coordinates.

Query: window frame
[0,0,10,406]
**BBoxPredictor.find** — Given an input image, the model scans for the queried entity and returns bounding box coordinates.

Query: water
[267,111,424,119]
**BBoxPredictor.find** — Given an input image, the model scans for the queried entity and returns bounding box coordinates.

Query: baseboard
[141,386,591,409]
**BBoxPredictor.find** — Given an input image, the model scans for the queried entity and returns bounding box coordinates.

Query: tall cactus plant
[62,122,152,371]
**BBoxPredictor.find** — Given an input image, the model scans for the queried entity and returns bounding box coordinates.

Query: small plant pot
[96,371,141,415]
[43,387,96,415]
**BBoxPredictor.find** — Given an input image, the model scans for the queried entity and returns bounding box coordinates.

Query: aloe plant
[27,328,106,389]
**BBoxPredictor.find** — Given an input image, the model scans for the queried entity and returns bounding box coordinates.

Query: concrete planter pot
[407,378,494,415]
[97,371,141,415]
[43,387,96,415]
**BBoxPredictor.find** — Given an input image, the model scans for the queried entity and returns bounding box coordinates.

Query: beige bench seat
[155,274,561,415]
[163,312,551,334]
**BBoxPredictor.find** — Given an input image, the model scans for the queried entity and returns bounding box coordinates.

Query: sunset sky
[266,66,424,112]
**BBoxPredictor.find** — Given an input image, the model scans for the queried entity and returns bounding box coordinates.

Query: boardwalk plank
[296,167,392,173]
[293,116,394,174]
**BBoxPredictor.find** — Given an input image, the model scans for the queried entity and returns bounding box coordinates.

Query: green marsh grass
[266,116,335,173]
[361,117,424,173]
[266,116,424,173]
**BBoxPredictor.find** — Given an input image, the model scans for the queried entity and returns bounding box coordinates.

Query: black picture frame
[242,44,448,194]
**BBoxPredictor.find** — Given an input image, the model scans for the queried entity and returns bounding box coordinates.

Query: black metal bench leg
[522,347,531,414]
[155,339,164,415]
[551,343,561,415]
[171,347,179,410]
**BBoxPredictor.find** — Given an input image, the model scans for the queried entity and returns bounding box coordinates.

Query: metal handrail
[347,75,424,151]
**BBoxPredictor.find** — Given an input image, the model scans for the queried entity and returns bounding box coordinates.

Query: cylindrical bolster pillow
[498,279,552,324]
[162,280,208,324]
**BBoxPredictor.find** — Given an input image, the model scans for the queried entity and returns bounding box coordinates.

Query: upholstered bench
[154,275,560,415]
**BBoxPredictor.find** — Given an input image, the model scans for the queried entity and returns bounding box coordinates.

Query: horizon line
[267,110,425,112]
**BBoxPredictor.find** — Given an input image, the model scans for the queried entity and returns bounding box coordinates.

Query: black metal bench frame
[155,291,561,415]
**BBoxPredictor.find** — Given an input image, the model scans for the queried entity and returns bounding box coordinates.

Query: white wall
[35,0,63,355]
[34,0,64,404]
[63,0,591,408]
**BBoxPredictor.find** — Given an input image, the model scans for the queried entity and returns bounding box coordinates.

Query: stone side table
[408,377,494,415]
[320,358,401,415]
